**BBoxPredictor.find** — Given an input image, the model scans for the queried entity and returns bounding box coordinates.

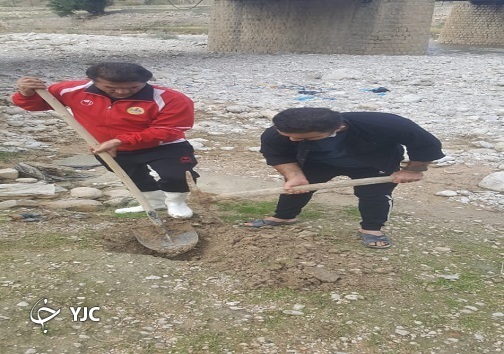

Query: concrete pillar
[439,3,504,46]
[208,0,436,55]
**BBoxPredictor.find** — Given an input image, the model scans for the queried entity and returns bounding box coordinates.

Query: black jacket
[260,112,445,174]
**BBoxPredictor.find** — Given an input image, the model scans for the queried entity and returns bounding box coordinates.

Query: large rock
[0,168,19,180]
[102,189,131,199]
[478,171,504,192]
[70,187,103,199]
[303,267,341,283]
[0,183,56,199]
[42,199,103,212]
[53,154,102,168]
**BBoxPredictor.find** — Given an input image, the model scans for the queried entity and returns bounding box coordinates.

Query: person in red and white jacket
[12,62,198,219]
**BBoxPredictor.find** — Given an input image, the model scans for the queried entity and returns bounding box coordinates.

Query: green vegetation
[216,200,324,223]
[0,151,24,163]
[48,0,112,16]
[341,205,361,220]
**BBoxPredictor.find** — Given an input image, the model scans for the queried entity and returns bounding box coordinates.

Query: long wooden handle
[211,176,395,201]
[35,89,165,228]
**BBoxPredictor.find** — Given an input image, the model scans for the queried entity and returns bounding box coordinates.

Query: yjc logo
[69,306,100,322]
[30,298,100,333]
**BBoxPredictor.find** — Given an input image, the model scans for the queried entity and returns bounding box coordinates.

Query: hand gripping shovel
[36,89,198,256]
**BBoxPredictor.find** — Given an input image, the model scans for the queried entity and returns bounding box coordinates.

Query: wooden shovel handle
[211,176,395,201]
[35,89,163,226]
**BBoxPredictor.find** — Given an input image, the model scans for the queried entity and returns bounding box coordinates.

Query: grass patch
[170,331,238,353]
[341,205,360,220]
[216,200,277,223]
[0,231,99,251]
[150,33,179,40]
[457,315,488,331]
[0,214,10,223]
[216,200,325,223]
[430,23,445,37]
[250,287,301,302]
[431,273,482,292]
[0,150,24,163]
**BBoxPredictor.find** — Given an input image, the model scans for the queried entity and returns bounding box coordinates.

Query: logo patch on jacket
[127,107,145,115]
[180,156,193,164]
[80,100,94,106]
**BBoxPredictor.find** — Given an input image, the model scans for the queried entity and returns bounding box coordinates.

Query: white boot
[164,192,193,219]
[115,190,166,214]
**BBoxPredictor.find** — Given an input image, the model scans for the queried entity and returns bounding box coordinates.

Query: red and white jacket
[11,80,194,152]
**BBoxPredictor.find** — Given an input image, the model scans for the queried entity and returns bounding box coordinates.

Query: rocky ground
[0,5,503,354]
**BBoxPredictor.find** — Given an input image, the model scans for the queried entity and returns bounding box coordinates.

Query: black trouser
[273,164,398,231]
[96,142,199,193]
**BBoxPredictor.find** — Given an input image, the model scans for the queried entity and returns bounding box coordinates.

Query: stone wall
[439,3,504,46]
[208,0,436,55]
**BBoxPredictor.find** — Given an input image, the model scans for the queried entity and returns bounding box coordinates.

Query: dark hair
[85,62,153,83]
[272,108,343,133]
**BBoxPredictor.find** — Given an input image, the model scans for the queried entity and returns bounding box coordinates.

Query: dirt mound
[103,212,394,292]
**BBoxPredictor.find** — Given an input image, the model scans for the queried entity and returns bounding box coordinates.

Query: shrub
[48,0,113,17]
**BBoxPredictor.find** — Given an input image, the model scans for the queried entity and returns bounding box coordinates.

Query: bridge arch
[439,2,504,46]
[207,0,504,55]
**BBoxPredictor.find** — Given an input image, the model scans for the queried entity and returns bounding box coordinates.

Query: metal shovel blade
[132,222,199,257]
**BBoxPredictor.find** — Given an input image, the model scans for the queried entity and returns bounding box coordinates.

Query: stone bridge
[207,0,504,55]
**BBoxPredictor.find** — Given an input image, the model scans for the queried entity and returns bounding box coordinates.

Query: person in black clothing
[244,107,445,249]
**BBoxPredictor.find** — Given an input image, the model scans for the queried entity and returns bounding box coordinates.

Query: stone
[434,247,451,253]
[102,189,131,198]
[395,329,410,336]
[282,310,304,316]
[0,200,18,209]
[42,199,103,212]
[226,105,250,113]
[188,140,207,150]
[0,183,56,199]
[478,172,504,192]
[344,294,361,301]
[435,190,458,197]
[15,178,38,184]
[0,168,19,180]
[70,187,103,199]
[494,142,504,152]
[471,140,493,149]
[303,267,340,282]
[53,154,101,168]
[6,121,24,127]
[103,197,129,207]
[43,119,61,125]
